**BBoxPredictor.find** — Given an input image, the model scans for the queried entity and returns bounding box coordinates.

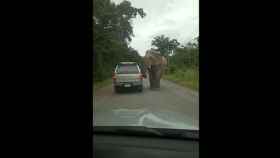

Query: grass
[93,78,112,91]
[163,68,199,91]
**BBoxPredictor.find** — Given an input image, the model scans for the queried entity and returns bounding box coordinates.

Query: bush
[168,65,176,74]
[164,68,199,91]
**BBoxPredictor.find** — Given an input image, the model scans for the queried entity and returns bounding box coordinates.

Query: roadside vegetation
[167,39,199,91]
[93,0,145,84]
[94,78,112,91]
[164,68,199,91]
[151,35,199,91]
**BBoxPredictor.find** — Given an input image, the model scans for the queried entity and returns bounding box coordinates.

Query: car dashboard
[94,134,199,158]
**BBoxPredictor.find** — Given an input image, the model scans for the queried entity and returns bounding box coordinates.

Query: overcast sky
[112,0,199,56]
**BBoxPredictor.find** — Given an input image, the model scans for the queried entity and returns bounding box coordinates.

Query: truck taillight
[138,74,143,80]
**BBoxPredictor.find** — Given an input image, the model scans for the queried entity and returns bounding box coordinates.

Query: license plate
[124,84,131,87]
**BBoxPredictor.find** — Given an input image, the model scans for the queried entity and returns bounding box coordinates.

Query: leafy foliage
[169,36,199,70]
[93,0,146,82]
[151,35,180,57]
[164,36,199,90]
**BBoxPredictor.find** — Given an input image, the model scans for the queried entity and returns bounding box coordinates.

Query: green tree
[168,36,199,72]
[185,36,199,49]
[151,35,180,57]
[93,0,146,82]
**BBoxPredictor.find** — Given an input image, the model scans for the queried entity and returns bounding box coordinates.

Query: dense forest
[93,0,145,82]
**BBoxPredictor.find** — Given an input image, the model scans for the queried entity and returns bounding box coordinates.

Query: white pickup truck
[112,62,144,93]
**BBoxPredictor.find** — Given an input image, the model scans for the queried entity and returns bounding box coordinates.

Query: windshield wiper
[93,126,199,140]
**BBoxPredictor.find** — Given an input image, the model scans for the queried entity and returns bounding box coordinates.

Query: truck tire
[114,86,120,93]
[138,86,143,92]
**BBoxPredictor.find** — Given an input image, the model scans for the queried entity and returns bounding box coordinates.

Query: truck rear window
[116,64,139,74]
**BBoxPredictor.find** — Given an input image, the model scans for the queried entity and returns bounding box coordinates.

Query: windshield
[93,0,199,136]
[116,64,140,74]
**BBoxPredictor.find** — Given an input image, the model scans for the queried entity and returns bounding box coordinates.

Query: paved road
[94,78,199,129]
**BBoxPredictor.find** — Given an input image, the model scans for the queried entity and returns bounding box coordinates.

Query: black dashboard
[94,134,199,158]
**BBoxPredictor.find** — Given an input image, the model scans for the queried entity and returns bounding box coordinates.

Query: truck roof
[119,62,137,64]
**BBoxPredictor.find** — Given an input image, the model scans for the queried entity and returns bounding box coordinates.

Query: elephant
[143,49,167,90]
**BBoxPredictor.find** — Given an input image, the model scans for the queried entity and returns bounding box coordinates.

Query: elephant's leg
[148,69,153,88]
[153,65,161,89]
[149,67,156,89]
[149,65,161,90]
